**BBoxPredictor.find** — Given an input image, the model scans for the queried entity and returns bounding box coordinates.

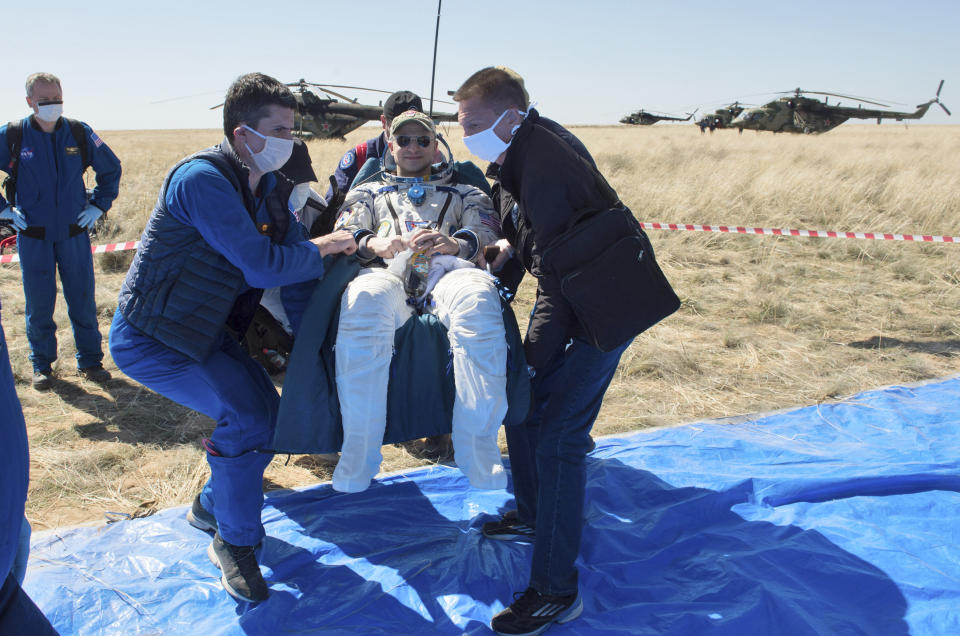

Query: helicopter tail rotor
[935,80,951,116]
[918,80,951,116]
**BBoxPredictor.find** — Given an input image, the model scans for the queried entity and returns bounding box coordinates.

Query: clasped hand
[367,228,458,259]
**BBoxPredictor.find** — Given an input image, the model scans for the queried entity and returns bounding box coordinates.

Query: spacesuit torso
[334,168,497,261]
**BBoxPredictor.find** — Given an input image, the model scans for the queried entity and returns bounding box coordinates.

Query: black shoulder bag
[541,182,680,352]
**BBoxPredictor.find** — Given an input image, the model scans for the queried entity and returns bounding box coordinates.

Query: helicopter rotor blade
[782,89,891,107]
[209,102,224,110]
[939,102,952,116]
[937,79,944,99]
[304,82,456,105]
[316,87,360,103]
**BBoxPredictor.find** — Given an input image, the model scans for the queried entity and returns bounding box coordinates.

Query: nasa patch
[19,147,34,161]
[339,152,355,170]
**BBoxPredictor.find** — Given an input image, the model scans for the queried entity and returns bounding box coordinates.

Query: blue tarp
[24,376,960,634]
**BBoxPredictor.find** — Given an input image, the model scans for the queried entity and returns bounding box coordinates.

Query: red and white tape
[2,222,958,265]
[640,223,960,244]
[1,240,140,264]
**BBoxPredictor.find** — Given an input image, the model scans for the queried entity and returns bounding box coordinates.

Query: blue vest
[117,144,292,362]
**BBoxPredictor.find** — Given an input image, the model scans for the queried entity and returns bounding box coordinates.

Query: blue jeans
[505,337,631,596]
[109,311,276,546]
[18,232,103,373]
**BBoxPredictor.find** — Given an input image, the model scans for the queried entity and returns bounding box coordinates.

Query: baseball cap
[390,110,436,136]
[278,138,317,184]
[383,91,423,119]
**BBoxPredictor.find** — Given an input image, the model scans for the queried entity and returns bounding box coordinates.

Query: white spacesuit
[331,163,507,493]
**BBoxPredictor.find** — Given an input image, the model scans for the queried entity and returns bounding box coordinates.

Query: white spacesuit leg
[333,268,413,492]
[431,268,508,490]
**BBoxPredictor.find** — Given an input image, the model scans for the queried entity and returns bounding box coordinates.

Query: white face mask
[462,109,514,163]
[288,182,313,212]
[462,105,534,163]
[36,102,63,122]
[242,124,294,173]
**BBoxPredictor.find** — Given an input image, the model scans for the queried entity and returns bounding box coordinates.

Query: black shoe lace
[510,588,544,617]
[228,544,259,576]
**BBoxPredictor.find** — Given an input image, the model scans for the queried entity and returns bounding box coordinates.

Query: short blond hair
[25,72,61,98]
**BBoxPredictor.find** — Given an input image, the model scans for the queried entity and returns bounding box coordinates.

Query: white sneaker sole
[493,593,584,636]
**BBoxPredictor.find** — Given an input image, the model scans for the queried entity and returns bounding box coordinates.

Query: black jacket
[491,109,620,369]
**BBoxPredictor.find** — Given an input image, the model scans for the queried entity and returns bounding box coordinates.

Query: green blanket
[268,255,531,454]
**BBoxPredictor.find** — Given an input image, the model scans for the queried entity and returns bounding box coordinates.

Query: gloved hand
[0,205,27,231]
[77,204,104,229]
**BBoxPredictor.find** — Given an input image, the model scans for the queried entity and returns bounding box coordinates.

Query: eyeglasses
[395,135,433,148]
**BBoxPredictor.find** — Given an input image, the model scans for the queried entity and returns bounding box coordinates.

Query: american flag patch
[90,131,104,148]
[480,213,502,233]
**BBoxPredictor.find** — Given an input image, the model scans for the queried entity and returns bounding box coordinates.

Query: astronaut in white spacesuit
[331,110,507,493]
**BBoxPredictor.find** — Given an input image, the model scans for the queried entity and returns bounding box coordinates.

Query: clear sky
[1,0,956,131]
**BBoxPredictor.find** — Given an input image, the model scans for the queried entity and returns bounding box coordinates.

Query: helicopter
[695,102,747,133]
[620,108,697,126]
[729,80,950,134]
[212,79,459,140]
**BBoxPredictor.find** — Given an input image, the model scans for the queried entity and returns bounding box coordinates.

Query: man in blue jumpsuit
[0,72,122,390]
[324,90,423,204]
[0,301,58,634]
[109,73,356,603]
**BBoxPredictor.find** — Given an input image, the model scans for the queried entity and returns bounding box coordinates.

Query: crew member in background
[109,73,355,603]
[324,90,424,205]
[249,137,328,367]
[0,72,122,390]
[281,137,327,235]
[455,67,635,636]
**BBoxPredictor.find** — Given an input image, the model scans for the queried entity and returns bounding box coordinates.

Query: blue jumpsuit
[110,158,324,547]
[0,116,121,374]
[0,301,58,633]
[324,132,387,203]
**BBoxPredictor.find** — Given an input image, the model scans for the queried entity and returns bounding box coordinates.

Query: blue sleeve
[0,124,10,209]
[323,148,359,203]
[81,123,122,213]
[167,160,325,289]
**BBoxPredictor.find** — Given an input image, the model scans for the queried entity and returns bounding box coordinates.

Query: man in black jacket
[455,67,634,636]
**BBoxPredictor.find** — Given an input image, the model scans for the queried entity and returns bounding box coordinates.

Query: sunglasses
[395,135,433,148]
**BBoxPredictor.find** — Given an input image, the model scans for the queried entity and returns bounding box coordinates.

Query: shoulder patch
[339,152,355,170]
[90,131,104,148]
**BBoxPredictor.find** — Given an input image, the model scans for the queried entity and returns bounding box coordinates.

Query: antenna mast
[429,0,442,117]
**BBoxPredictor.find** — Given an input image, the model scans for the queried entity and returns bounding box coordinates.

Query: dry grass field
[2,122,958,532]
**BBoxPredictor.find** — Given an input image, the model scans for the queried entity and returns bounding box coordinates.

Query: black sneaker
[207,532,269,603]
[78,364,111,383]
[491,587,583,635]
[32,370,53,391]
[482,510,536,543]
[186,495,217,533]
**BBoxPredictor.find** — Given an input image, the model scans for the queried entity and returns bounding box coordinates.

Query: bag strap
[3,120,23,204]
[64,118,91,170]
